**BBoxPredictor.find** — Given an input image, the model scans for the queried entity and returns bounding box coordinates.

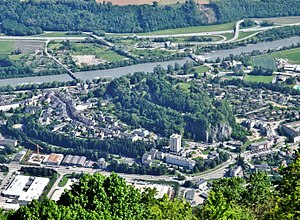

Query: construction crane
[27,139,43,159]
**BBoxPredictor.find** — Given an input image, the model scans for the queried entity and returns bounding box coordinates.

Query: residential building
[170,134,182,153]
[165,154,195,170]
[281,121,300,143]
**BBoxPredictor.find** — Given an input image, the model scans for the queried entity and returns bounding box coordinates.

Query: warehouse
[61,155,87,167]
[43,153,64,165]
[2,175,49,204]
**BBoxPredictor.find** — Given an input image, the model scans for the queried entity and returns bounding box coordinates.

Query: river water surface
[2,36,300,87]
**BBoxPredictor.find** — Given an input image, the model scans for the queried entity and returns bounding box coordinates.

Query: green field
[244,74,273,83]
[252,57,276,70]
[130,49,172,57]
[72,43,125,62]
[178,82,191,90]
[194,65,209,73]
[260,47,300,64]
[237,31,259,40]
[136,22,235,36]
[0,41,15,56]
[38,32,88,37]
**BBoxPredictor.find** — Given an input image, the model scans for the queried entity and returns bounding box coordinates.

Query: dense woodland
[1,0,300,35]
[1,152,300,219]
[103,69,247,142]
[0,0,206,35]
[213,0,300,23]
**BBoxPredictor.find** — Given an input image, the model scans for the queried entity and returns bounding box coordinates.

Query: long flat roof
[2,175,49,202]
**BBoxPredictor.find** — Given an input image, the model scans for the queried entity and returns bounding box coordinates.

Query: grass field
[252,57,276,70]
[72,43,125,62]
[137,22,235,36]
[259,47,300,64]
[255,16,300,25]
[194,65,209,73]
[130,49,172,57]
[237,31,259,40]
[177,82,191,92]
[244,75,273,83]
[38,32,88,38]
[0,41,15,56]
[175,35,224,43]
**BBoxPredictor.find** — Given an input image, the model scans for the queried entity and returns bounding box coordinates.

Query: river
[202,36,300,60]
[1,36,300,87]
[0,59,190,87]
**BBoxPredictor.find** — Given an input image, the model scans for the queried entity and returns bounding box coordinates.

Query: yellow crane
[27,139,43,159]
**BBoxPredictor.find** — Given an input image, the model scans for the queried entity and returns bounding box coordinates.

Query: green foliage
[197,173,274,220]
[105,71,243,142]
[8,173,194,220]
[213,0,300,23]
[0,0,206,35]
[270,152,300,219]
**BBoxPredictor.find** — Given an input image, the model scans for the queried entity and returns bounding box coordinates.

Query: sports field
[252,57,276,70]
[261,48,300,64]
[244,75,273,83]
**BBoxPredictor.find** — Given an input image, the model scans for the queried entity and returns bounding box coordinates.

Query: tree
[270,151,300,219]
[9,173,194,220]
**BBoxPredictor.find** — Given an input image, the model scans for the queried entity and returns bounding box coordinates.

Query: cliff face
[206,122,232,143]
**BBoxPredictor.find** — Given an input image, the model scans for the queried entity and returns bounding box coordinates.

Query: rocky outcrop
[207,123,232,143]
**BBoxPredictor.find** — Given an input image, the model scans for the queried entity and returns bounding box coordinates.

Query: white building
[170,134,182,153]
[165,154,195,170]
[2,175,49,203]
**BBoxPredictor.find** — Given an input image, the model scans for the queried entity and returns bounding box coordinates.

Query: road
[116,20,300,42]
[225,20,244,43]
[0,20,298,45]
[44,41,78,80]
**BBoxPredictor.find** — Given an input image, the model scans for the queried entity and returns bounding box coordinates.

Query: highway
[224,20,244,43]
[0,20,298,45]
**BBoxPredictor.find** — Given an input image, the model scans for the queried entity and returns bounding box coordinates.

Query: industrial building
[170,134,182,153]
[61,155,87,167]
[281,121,300,143]
[43,153,64,165]
[2,175,49,204]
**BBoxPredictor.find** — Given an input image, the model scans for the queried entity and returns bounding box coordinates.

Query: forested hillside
[213,0,300,23]
[103,69,247,142]
[0,0,206,35]
[1,0,300,35]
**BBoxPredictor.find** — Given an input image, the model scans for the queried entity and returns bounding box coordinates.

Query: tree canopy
[6,173,194,220]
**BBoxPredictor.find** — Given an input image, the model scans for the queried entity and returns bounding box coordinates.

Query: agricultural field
[244,74,274,83]
[252,57,276,70]
[0,40,44,57]
[0,41,15,57]
[136,22,235,36]
[49,41,126,66]
[255,16,300,25]
[259,47,300,65]
[38,32,88,38]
